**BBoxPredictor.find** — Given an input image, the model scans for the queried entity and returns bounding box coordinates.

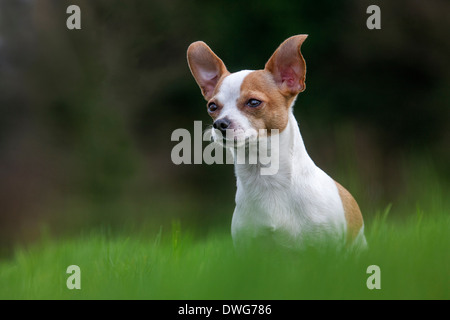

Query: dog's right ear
[187,41,228,100]
[265,35,308,97]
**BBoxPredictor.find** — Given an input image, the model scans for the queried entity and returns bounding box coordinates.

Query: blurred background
[0,0,449,253]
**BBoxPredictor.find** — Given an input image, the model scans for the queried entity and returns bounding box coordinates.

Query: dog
[187,35,366,251]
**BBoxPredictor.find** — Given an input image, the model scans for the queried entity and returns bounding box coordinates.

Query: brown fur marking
[335,181,364,244]
[238,70,294,133]
[187,41,229,100]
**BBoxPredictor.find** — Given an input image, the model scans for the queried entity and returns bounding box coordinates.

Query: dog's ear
[265,35,307,96]
[187,41,228,100]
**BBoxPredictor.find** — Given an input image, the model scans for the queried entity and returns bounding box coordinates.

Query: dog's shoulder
[334,181,364,244]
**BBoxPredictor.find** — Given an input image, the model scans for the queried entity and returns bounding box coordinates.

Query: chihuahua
[187,35,366,251]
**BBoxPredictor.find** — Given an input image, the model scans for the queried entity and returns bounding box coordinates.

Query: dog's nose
[213,118,231,135]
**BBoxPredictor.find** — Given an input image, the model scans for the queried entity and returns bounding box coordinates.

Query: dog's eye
[208,102,218,112]
[246,99,262,108]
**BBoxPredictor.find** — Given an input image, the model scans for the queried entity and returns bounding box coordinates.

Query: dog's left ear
[265,35,308,96]
[187,41,228,100]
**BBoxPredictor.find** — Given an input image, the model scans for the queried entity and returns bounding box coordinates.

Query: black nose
[213,118,231,135]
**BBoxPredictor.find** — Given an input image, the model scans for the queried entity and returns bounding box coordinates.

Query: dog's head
[187,35,307,146]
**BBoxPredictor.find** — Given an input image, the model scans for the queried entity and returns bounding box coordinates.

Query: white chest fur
[230,112,347,250]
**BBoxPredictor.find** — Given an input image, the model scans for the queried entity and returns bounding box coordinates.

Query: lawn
[0,206,448,300]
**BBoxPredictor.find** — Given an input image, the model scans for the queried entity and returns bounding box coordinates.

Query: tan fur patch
[187,41,229,101]
[206,73,231,118]
[238,70,295,133]
[335,181,364,244]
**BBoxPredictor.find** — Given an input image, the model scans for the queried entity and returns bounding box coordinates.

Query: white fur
[213,71,365,251]
[232,111,348,250]
[212,70,257,143]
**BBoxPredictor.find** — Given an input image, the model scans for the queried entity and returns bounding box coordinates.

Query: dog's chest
[231,168,346,249]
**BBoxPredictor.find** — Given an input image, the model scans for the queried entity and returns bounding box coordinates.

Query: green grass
[0,208,448,300]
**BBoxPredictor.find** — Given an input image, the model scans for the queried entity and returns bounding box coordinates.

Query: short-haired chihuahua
[187,35,366,251]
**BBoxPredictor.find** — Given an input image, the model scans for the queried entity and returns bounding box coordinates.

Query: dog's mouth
[222,136,250,148]
[211,129,257,148]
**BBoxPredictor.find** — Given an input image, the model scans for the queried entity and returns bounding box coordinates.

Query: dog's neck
[232,111,316,189]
